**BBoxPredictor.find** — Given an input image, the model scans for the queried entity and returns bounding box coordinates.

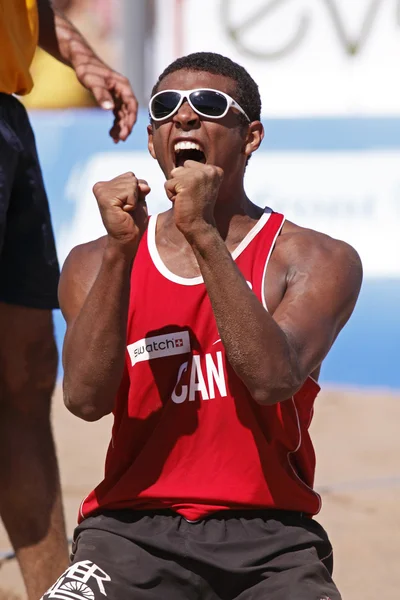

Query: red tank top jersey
[79,208,322,522]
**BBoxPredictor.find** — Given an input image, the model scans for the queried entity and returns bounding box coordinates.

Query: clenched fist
[93,172,150,254]
[165,161,224,238]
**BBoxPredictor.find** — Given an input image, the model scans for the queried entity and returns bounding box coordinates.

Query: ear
[243,121,264,158]
[147,124,157,159]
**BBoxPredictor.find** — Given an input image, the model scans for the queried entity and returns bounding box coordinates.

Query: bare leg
[0,303,68,599]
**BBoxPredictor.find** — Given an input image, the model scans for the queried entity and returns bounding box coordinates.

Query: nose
[173,99,200,129]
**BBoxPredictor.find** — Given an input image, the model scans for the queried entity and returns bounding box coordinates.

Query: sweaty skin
[59,70,362,420]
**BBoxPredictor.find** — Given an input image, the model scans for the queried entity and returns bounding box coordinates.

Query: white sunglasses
[149,88,250,122]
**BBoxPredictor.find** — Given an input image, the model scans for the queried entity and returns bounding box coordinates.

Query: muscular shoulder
[58,236,108,323]
[61,236,107,278]
[275,220,362,284]
[265,220,363,323]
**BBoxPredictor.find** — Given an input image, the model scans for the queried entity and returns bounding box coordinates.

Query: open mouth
[174,141,206,167]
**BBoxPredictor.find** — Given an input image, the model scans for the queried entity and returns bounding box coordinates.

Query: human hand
[164,161,224,239]
[93,173,150,255]
[75,58,138,142]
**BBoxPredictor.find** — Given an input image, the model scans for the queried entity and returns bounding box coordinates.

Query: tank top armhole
[261,214,286,313]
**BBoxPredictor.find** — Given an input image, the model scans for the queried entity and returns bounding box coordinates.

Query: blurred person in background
[0,1,137,598]
[43,52,362,599]
[23,0,119,109]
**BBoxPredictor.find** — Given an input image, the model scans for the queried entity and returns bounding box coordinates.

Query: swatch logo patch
[127,331,191,366]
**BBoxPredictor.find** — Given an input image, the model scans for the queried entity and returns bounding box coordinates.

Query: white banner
[155,0,400,117]
[59,149,400,278]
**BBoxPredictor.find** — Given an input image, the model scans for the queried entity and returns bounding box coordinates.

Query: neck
[163,179,263,248]
[212,178,262,240]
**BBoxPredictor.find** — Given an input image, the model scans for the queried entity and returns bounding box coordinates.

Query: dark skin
[60,69,362,420]
[37,0,138,141]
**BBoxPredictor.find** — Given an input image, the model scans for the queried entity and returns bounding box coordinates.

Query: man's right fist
[92,172,150,252]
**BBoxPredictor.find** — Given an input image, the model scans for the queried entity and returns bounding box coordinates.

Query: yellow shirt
[0,0,38,95]
[22,48,96,109]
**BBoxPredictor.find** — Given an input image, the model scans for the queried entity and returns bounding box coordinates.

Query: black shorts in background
[42,509,341,600]
[0,93,59,309]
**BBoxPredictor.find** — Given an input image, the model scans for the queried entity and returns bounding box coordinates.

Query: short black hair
[151,52,261,123]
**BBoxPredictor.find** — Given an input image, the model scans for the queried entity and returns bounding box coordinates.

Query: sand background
[1,385,399,599]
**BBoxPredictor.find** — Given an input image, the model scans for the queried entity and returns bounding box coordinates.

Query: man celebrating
[0,1,137,598]
[47,52,362,599]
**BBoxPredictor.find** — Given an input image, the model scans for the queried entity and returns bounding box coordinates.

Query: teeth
[174,141,202,153]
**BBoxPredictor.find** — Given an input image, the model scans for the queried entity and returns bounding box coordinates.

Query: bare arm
[37,0,94,68]
[59,173,150,421]
[59,239,132,421]
[190,225,362,405]
[37,0,138,140]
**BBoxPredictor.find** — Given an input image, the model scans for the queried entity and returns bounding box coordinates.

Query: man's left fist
[165,160,224,237]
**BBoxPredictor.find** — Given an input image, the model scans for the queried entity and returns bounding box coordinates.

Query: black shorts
[42,509,341,600]
[0,93,59,309]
